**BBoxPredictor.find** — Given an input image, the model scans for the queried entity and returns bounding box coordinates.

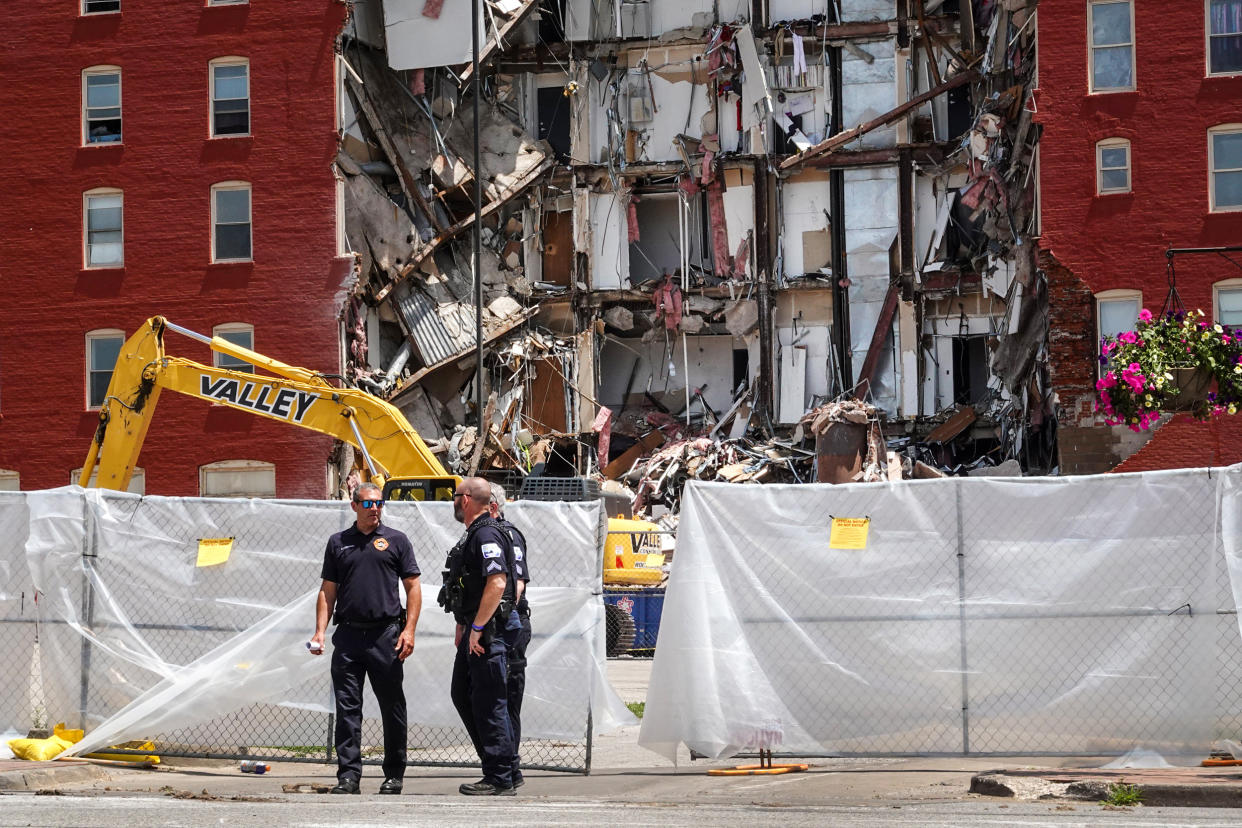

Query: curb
[970,773,1242,809]
[0,763,111,792]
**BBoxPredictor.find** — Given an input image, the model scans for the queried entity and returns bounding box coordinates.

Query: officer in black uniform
[443,476,519,796]
[310,482,421,795]
[489,483,531,789]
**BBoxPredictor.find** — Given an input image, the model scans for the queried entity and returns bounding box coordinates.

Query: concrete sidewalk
[4,754,1242,808]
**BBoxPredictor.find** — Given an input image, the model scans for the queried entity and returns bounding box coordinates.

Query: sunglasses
[452,492,471,501]
[355,499,384,508]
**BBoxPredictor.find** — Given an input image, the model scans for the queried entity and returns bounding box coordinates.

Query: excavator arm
[81,317,457,499]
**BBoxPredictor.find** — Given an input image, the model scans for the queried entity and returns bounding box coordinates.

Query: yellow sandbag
[7,735,73,761]
[54,723,84,744]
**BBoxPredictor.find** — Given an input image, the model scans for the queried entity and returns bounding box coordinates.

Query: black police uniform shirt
[500,519,530,584]
[459,518,513,618]
[321,523,420,623]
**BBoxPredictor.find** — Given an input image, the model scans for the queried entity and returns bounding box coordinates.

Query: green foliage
[1102,781,1143,807]
[626,701,645,719]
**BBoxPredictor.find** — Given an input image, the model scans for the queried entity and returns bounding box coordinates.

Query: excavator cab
[382,477,457,502]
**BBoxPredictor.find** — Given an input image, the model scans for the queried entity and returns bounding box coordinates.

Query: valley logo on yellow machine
[199,375,320,423]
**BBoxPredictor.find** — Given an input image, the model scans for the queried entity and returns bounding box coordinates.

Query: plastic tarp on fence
[4,488,632,764]
[640,468,1242,763]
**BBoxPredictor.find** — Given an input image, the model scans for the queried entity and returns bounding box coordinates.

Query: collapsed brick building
[339,0,1051,508]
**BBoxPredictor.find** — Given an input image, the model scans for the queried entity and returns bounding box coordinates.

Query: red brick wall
[1112,416,1242,472]
[1036,0,1242,472]
[0,2,350,497]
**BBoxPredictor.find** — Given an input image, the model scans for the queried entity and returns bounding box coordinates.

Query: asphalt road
[2,792,1241,828]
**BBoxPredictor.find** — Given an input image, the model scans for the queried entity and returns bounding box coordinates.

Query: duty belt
[337,616,400,630]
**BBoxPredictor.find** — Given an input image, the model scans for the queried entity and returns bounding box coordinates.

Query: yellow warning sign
[829,517,870,550]
[196,537,234,567]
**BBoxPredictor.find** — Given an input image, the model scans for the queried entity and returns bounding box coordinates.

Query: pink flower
[1096,371,1117,391]
[1138,309,1153,322]
[1119,331,1138,344]
[1102,340,1116,354]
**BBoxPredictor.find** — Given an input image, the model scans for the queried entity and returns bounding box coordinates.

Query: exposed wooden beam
[855,282,901,398]
[780,69,978,170]
[458,0,543,84]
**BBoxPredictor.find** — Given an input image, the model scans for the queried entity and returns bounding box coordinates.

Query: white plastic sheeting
[8,487,632,756]
[641,468,1242,763]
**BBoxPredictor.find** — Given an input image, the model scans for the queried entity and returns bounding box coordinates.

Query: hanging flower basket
[1165,366,1213,411]
[1096,309,1242,431]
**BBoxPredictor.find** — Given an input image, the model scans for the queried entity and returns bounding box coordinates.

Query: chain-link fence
[642,470,1242,760]
[9,490,605,773]
[604,588,665,656]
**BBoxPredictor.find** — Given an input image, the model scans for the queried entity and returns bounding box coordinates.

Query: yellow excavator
[82,316,666,652]
[79,316,458,500]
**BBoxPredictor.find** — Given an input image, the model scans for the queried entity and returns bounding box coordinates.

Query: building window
[75,467,145,494]
[82,1,120,14]
[210,58,250,137]
[200,460,275,498]
[1209,125,1242,211]
[1209,0,1242,75]
[212,182,252,262]
[83,67,121,144]
[86,329,124,409]
[1216,280,1242,330]
[1089,1,1135,92]
[213,323,255,373]
[0,470,18,492]
[1096,290,1141,369]
[84,189,123,268]
[1096,139,1131,194]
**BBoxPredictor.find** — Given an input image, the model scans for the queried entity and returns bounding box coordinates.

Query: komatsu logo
[199,376,319,423]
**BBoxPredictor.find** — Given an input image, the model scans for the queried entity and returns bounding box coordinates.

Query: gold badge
[373,538,389,551]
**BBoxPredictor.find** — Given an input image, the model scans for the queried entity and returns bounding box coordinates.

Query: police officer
[489,483,531,789]
[445,476,519,796]
[310,482,421,795]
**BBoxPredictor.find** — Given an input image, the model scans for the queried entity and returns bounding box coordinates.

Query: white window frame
[82,1,121,15]
[199,460,276,498]
[1088,0,1136,93]
[0,470,18,492]
[209,57,250,138]
[1208,0,1242,77]
[1096,289,1143,371]
[213,323,255,373]
[83,188,124,268]
[1209,124,1242,212]
[74,467,145,494]
[211,181,253,262]
[86,329,124,410]
[1215,278,1242,330]
[1096,138,1132,194]
[82,66,122,145]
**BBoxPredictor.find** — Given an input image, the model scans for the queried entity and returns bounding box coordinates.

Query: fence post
[77,497,98,731]
[955,479,970,755]
[584,708,593,775]
[326,713,334,763]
